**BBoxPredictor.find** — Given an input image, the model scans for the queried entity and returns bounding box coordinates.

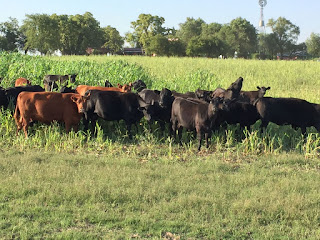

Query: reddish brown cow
[14,92,90,137]
[15,78,31,87]
[75,84,132,96]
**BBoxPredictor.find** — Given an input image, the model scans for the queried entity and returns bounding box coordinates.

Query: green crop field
[0,52,320,239]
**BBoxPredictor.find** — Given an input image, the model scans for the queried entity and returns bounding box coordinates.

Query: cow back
[76,85,129,96]
[16,92,82,124]
[256,97,320,127]
[85,90,143,123]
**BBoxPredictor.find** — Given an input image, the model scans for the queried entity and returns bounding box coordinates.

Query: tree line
[0,12,320,58]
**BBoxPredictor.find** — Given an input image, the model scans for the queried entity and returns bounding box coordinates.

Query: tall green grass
[0,52,152,88]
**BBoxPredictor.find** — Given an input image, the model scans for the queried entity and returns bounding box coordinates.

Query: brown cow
[14,92,90,137]
[75,83,132,96]
[15,78,31,87]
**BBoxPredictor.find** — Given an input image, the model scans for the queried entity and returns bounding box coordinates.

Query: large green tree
[177,17,205,47]
[305,32,320,57]
[267,17,300,59]
[219,17,257,58]
[125,13,166,49]
[22,12,104,55]
[102,25,124,54]
[0,17,22,51]
[145,34,169,56]
[21,14,60,54]
[258,33,278,59]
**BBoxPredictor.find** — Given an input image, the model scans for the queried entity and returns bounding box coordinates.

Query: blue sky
[0,0,319,43]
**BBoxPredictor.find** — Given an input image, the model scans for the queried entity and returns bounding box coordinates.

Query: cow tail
[14,100,21,126]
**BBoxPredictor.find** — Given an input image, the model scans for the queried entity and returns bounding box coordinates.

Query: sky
[0,0,319,43]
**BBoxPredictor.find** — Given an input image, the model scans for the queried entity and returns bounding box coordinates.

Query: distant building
[277,51,308,60]
[123,48,144,55]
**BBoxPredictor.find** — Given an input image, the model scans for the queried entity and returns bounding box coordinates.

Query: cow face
[69,74,77,83]
[159,88,173,107]
[71,93,90,113]
[139,104,154,122]
[121,83,132,92]
[227,77,243,92]
[195,89,213,103]
[132,79,147,92]
[257,86,271,98]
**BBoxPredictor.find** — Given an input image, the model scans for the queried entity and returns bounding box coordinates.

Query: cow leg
[72,124,79,132]
[65,122,71,133]
[15,118,23,135]
[168,122,173,138]
[260,120,268,134]
[23,123,29,138]
[159,121,165,133]
[147,120,153,132]
[171,119,177,140]
[127,123,132,140]
[197,129,203,151]
[83,113,89,131]
[205,131,211,149]
[300,126,307,136]
[178,127,183,146]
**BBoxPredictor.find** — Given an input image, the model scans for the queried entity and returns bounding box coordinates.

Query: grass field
[0,53,320,239]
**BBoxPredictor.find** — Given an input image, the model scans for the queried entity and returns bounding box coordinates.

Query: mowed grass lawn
[1,149,320,239]
[0,54,320,239]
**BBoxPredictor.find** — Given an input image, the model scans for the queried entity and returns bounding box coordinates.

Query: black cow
[132,79,147,92]
[255,97,320,134]
[5,85,45,108]
[211,77,244,100]
[215,100,260,131]
[43,74,77,91]
[240,86,271,104]
[82,90,146,139]
[171,97,222,151]
[138,88,176,134]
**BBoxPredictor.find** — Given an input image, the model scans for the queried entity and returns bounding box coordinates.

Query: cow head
[159,88,174,108]
[26,79,31,86]
[71,93,90,113]
[225,77,243,100]
[132,79,147,92]
[256,86,271,98]
[69,74,77,83]
[195,89,213,103]
[120,83,132,92]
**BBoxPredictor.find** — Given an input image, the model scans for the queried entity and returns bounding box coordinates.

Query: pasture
[0,52,320,239]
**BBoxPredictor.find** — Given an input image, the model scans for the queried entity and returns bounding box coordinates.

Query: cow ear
[257,86,261,90]
[267,87,271,90]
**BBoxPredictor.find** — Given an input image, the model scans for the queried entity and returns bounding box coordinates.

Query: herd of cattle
[0,74,320,151]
